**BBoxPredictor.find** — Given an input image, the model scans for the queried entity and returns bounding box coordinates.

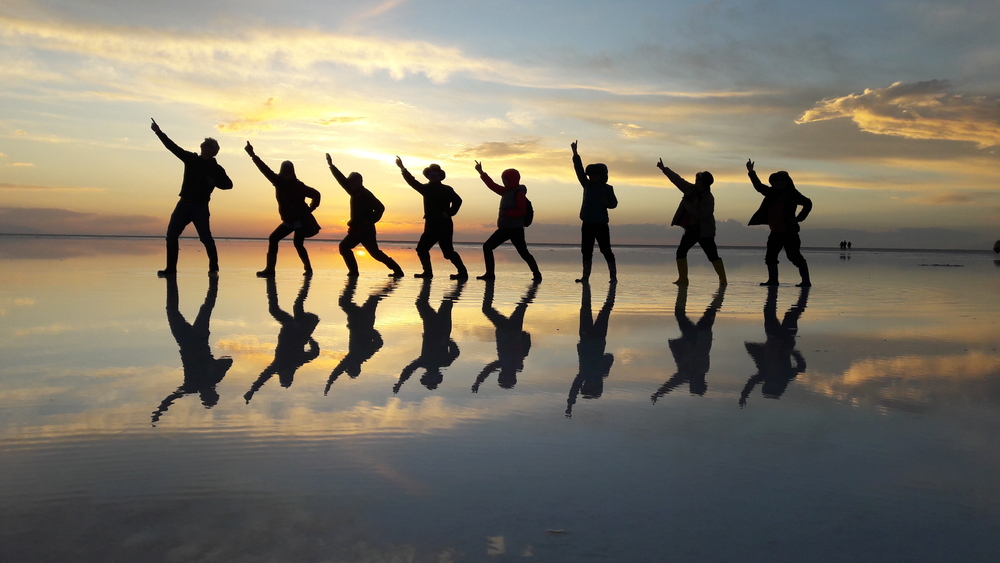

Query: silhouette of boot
[576,259,592,283]
[796,263,811,287]
[257,249,277,277]
[712,259,727,285]
[414,253,433,278]
[450,254,468,280]
[673,258,689,285]
[608,259,617,283]
[760,263,779,286]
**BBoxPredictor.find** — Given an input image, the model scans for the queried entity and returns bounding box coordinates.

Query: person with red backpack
[474,160,542,281]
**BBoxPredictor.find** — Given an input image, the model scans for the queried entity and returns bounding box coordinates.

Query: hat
[423,164,446,181]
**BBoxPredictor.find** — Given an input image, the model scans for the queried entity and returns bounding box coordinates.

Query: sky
[1,0,999,248]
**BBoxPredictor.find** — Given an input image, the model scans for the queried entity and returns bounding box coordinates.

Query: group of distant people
[839,240,852,250]
[151,119,814,287]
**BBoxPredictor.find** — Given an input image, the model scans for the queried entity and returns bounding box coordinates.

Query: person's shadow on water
[325,277,397,394]
[152,275,233,426]
[652,285,725,403]
[740,286,809,407]
[472,280,539,392]
[244,275,320,404]
[394,279,464,393]
[566,282,616,418]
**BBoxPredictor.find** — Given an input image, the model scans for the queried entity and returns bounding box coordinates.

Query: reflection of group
[151,121,814,287]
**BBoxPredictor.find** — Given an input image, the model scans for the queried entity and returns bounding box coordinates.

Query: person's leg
[160,200,190,276]
[360,226,404,277]
[258,223,293,277]
[577,223,596,283]
[190,202,218,273]
[761,232,782,285]
[509,228,541,280]
[478,229,510,280]
[438,222,467,279]
[293,230,312,275]
[414,227,436,278]
[674,228,699,285]
[700,237,727,285]
[784,233,810,287]
[595,223,616,282]
[339,230,362,276]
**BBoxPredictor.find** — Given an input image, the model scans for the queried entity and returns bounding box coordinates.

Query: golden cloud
[797,80,1000,148]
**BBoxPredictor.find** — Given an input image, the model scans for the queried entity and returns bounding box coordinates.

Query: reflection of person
[246,142,321,277]
[150,118,233,277]
[325,277,397,394]
[740,286,809,407]
[746,159,812,287]
[395,157,468,279]
[473,281,539,392]
[473,161,542,281]
[394,280,464,392]
[566,282,616,417]
[244,276,320,403]
[326,153,404,277]
[152,275,233,426]
[658,159,727,285]
[571,141,618,283]
[652,285,725,403]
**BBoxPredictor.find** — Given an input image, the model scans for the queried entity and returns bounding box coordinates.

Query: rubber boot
[712,259,727,285]
[205,241,220,274]
[159,239,179,277]
[257,248,277,277]
[608,259,617,283]
[760,263,779,286]
[414,252,433,278]
[796,263,811,287]
[575,259,592,283]
[477,248,495,280]
[673,258,689,285]
[449,254,468,280]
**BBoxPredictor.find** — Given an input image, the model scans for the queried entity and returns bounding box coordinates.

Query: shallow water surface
[2,237,1000,562]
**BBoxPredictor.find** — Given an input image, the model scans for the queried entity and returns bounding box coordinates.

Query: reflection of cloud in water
[801,352,1000,412]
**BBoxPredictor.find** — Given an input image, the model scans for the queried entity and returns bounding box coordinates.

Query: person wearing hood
[395,157,468,280]
[657,159,727,285]
[474,160,542,281]
[571,140,618,283]
[746,159,812,287]
[245,142,321,277]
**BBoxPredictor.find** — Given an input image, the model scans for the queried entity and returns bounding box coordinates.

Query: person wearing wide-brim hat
[395,157,468,279]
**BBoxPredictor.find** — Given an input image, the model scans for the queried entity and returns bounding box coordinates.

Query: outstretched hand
[656,158,665,170]
[325,153,333,166]
[150,118,160,134]
[395,156,404,170]
[474,160,483,174]
[746,159,754,173]
[570,140,578,155]
[244,141,255,156]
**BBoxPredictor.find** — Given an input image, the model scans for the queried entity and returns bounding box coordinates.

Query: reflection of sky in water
[2,237,1000,562]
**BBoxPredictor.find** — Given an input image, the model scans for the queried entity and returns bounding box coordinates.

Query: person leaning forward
[395,156,468,279]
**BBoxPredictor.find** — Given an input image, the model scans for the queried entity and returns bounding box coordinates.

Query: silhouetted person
[658,159,727,285]
[474,161,542,281]
[652,285,725,403]
[395,156,468,279]
[394,279,464,392]
[326,153,404,277]
[994,240,1000,254]
[571,141,618,283]
[244,276,320,403]
[150,118,232,277]
[245,142,321,276]
[847,241,852,250]
[740,286,809,407]
[325,277,397,394]
[151,275,233,426]
[839,240,846,251]
[472,281,539,392]
[746,159,812,287]
[566,282,616,417]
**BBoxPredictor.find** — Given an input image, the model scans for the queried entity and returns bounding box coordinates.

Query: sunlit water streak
[2,236,1000,562]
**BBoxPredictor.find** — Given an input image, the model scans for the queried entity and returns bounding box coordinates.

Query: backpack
[523,198,534,227]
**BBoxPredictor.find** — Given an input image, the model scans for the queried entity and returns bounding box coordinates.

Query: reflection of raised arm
[246,142,279,184]
[472,361,501,393]
[739,373,763,407]
[151,118,187,160]
[394,360,420,394]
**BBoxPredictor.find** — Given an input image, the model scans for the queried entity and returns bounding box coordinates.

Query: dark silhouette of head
[279,160,296,179]
[347,171,364,190]
[501,168,521,188]
[200,138,220,158]
[498,368,517,389]
[423,164,446,182]
[585,163,608,184]
[769,171,794,190]
[695,171,714,189]
[421,369,444,390]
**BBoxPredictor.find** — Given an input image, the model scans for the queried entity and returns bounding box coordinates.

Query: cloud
[451,140,552,160]
[0,182,103,192]
[7,162,34,166]
[612,123,655,138]
[797,80,1000,148]
[0,206,162,235]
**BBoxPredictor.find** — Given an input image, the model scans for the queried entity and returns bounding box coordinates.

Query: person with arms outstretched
[474,161,541,281]
[566,282,616,417]
[327,153,404,277]
[657,159,726,285]
[472,280,539,392]
[651,285,725,403]
[746,159,812,286]
[395,157,468,279]
[740,286,809,407]
[245,142,321,277]
[571,141,618,283]
[393,279,464,393]
[150,118,232,277]
[325,277,397,394]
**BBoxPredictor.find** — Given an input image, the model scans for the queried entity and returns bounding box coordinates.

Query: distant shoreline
[0,232,994,254]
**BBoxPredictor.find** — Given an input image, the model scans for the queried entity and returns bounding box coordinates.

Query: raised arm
[571,140,588,188]
[657,159,696,193]
[150,118,188,161]
[475,160,506,195]
[395,156,425,193]
[746,158,770,195]
[245,142,278,184]
[325,153,352,192]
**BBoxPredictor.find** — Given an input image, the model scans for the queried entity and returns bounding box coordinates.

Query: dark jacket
[329,164,385,228]
[573,155,617,224]
[251,156,321,225]
[661,168,716,237]
[747,171,812,233]
[401,169,462,225]
[156,131,232,202]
